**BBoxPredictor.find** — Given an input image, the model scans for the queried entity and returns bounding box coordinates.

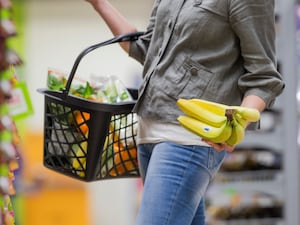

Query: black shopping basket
[37,32,144,182]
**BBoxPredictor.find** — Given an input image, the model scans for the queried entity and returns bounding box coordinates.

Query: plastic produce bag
[47,69,134,103]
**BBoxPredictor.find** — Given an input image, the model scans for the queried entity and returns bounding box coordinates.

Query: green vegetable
[103,78,118,103]
[71,82,95,99]
[47,73,67,91]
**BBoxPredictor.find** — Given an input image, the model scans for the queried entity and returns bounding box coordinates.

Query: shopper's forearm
[86,0,137,52]
[241,95,266,112]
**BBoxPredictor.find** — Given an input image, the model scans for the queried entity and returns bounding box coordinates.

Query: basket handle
[62,31,144,98]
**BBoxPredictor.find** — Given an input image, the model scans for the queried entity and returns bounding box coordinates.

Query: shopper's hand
[202,139,235,152]
[85,0,105,10]
[85,0,102,4]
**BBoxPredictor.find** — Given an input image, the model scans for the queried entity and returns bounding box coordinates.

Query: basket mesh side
[97,113,139,179]
[44,100,89,178]
[43,96,139,181]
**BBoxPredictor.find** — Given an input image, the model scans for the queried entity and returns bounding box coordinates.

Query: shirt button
[190,67,198,76]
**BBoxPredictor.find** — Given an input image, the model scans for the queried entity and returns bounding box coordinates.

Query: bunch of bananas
[177,98,260,146]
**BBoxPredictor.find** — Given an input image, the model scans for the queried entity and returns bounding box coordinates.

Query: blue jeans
[135,142,226,225]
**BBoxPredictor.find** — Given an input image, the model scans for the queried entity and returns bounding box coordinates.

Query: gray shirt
[129,0,285,123]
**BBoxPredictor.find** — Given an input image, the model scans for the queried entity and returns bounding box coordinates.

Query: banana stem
[225,109,235,121]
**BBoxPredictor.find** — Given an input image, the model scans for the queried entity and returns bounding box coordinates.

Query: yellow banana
[188,98,228,116]
[186,98,260,123]
[234,113,248,128]
[226,118,245,146]
[177,99,227,127]
[177,115,227,140]
[209,120,232,143]
[229,106,260,122]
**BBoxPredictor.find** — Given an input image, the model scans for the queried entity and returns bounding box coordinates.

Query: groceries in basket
[38,33,146,181]
[44,68,138,180]
[47,68,134,103]
[102,113,138,177]
[67,113,138,178]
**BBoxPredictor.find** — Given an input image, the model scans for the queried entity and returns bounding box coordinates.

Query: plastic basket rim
[37,88,137,113]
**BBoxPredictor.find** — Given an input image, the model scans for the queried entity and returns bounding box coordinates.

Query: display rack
[206,0,300,224]
[0,0,23,224]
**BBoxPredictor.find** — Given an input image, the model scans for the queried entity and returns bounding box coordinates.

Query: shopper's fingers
[202,140,235,152]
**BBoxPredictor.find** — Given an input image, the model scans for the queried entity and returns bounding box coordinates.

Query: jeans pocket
[208,148,226,177]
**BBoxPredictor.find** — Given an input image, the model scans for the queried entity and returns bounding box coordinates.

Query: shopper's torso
[134,0,245,122]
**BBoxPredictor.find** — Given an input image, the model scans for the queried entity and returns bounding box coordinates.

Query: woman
[85,0,285,224]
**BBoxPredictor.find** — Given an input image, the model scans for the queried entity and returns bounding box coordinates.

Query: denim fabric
[135,142,226,225]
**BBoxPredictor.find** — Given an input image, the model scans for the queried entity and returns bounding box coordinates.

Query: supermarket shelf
[207,218,284,225]
[214,170,283,183]
[240,129,283,152]
[210,171,284,199]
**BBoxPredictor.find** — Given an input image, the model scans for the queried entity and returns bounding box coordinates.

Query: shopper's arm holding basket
[85,0,137,52]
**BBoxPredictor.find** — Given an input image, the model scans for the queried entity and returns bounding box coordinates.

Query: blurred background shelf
[207,218,284,225]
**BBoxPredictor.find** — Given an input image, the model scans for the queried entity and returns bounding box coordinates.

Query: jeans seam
[193,146,214,180]
[164,147,192,225]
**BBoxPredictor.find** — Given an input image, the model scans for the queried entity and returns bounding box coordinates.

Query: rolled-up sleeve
[229,0,285,108]
[129,0,161,64]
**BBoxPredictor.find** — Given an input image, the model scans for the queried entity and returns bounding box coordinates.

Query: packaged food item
[47,68,97,100]
[90,74,133,103]
[47,69,67,91]
[47,69,134,103]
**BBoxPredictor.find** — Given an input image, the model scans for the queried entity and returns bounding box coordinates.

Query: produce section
[2,0,299,224]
